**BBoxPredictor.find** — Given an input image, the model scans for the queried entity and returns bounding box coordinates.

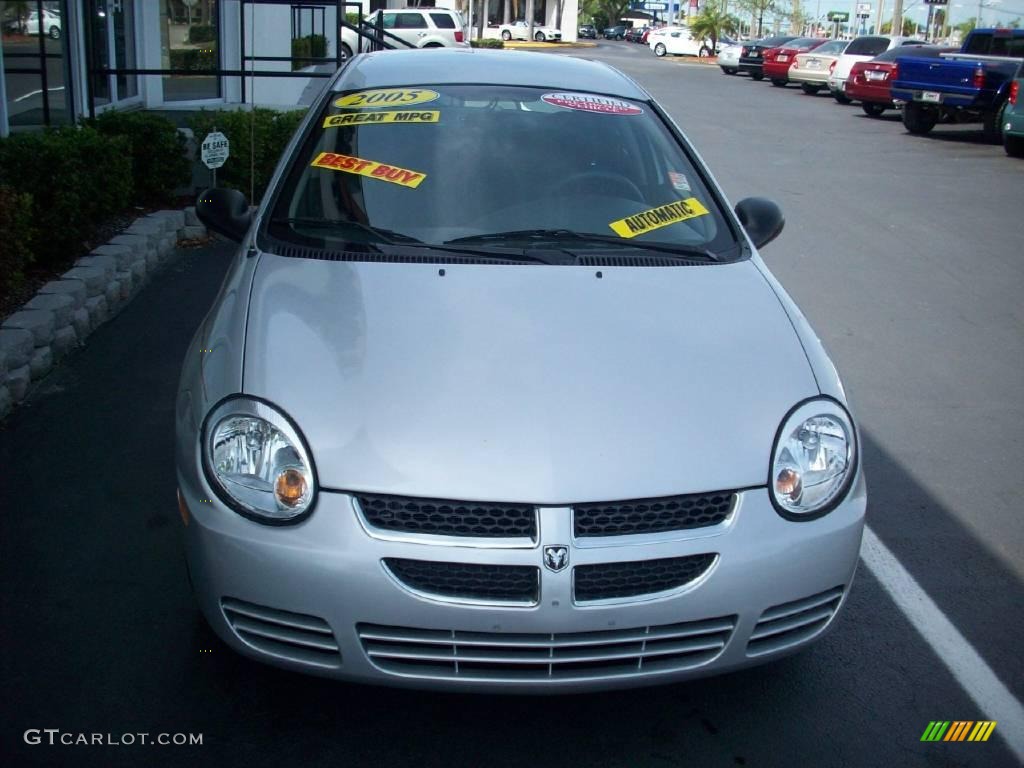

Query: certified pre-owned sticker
[541,92,643,115]
[334,88,440,109]
[323,110,440,128]
[311,152,426,189]
[609,198,710,238]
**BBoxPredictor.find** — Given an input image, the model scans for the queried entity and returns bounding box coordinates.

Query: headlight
[770,398,856,519]
[202,397,317,524]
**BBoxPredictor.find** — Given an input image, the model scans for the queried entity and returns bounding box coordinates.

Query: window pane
[161,0,219,101]
[2,2,70,128]
[430,13,456,29]
[397,13,427,29]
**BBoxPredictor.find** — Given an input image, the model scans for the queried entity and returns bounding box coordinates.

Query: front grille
[746,586,845,657]
[574,554,717,602]
[221,597,341,667]
[358,616,736,681]
[384,558,539,604]
[574,492,735,538]
[357,493,536,539]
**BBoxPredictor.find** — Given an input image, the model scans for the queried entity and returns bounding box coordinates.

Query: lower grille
[574,554,717,602]
[746,586,845,657]
[357,617,736,681]
[384,558,539,604]
[574,492,735,538]
[221,597,341,667]
[357,493,536,539]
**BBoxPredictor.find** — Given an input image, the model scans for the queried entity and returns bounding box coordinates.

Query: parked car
[340,8,467,59]
[788,39,849,94]
[188,47,866,692]
[17,9,62,39]
[650,26,712,58]
[625,26,646,43]
[739,36,798,80]
[578,24,597,40]
[828,35,924,104]
[763,38,826,86]
[1004,62,1024,157]
[892,28,1024,142]
[500,20,562,42]
[641,27,654,44]
[603,25,626,40]
[718,42,743,75]
[845,45,951,117]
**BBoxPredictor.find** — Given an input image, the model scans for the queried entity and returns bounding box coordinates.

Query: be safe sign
[201,131,229,170]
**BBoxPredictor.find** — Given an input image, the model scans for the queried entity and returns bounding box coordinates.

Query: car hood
[243,254,818,504]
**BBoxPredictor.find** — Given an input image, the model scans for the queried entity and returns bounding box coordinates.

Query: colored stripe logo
[921,721,997,742]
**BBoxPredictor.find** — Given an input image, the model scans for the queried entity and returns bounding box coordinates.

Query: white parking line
[861,526,1024,761]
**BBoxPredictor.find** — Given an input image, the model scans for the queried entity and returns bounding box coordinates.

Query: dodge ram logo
[543,545,569,572]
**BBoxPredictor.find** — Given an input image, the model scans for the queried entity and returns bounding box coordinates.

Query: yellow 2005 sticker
[333,88,440,109]
[322,110,440,128]
[608,198,710,238]
[311,152,426,189]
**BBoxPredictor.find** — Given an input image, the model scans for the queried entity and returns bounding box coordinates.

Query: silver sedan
[181,48,866,692]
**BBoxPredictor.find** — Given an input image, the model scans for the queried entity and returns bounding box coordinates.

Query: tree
[881,16,915,35]
[689,6,739,52]
[957,18,976,37]
[736,0,775,37]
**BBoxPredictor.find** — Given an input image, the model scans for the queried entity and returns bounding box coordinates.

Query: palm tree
[689,6,739,54]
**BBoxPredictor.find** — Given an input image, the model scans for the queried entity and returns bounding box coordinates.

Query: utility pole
[527,0,535,41]
[891,0,904,35]
[876,0,885,33]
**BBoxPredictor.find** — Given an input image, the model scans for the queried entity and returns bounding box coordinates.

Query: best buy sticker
[323,110,440,128]
[541,92,643,115]
[334,88,440,109]
[609,198,710,238]
[311,152,426,189]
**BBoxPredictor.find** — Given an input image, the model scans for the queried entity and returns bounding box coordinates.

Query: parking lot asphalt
[2,42,1022,768]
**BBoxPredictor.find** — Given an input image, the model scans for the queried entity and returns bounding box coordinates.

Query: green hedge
[188,108,307,202]
[470,38,504,48]
[188,24,216,43]
[0,185,35,295]
[168,47,217,72]
[0,127,132,271]
[291,34,328,70]
[85,111,190,205]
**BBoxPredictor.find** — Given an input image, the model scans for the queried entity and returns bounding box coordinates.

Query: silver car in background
[180,49,866,692]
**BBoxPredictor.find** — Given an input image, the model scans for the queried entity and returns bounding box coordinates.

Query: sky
[797,0,1024,28]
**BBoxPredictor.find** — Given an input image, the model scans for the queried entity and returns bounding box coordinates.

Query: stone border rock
[0,207,208,419]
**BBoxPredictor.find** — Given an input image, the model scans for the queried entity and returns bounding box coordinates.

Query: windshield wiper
[271,218,563,264]
[445,229,720,262]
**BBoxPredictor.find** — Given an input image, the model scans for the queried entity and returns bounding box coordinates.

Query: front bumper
[180,468,866,693]
[828,77,847,95]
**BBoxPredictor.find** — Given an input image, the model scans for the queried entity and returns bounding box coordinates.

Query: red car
[763,38,827,86]
[845,45,953,116]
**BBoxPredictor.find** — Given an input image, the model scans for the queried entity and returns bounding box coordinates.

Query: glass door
[87,0,137,109]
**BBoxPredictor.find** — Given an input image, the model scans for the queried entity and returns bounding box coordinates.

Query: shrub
[169,47,217,72]
[290,35,328,70]
[188,24,216,43]
[188,108,307,202]
[85,111,190,205]
[0,126,132,269]
[0,185,34,295]
[470,38,504,49]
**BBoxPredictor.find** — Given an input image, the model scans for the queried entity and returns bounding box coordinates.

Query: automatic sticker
[334,88,440,109]
[609,198,710,238]
[541,92,643,115]
[311,152,426,189]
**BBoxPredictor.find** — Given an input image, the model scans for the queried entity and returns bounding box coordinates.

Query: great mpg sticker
[334,88,440,109]
[609,198,710,238]
[323,111,440,128]
[311,152,426,189]
[541,92,643,115]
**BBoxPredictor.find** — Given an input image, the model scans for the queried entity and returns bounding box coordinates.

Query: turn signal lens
[775,468,802,499]
[275,469,308,507]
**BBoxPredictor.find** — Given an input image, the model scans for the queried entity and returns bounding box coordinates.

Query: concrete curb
[0,208,208,419]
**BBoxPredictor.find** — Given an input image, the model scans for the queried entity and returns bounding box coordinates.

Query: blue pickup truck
[891,28,1024,143]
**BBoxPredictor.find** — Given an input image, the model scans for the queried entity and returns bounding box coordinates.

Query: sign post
[201,129,230,187]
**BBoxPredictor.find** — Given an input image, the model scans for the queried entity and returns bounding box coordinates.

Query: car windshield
[267,85,737,258]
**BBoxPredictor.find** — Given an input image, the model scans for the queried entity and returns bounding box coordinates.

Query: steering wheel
[549,171,645,203]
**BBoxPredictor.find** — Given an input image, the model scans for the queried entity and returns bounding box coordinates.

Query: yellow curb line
[500,41,598,49]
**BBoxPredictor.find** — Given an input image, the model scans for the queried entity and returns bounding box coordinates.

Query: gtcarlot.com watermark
[25,729,203,747]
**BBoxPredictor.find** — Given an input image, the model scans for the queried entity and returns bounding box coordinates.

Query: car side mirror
[734,197,785,249]
[196,188,252,243]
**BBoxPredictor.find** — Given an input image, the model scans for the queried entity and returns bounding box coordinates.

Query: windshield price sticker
[311,152,426,189]
[609,198,710,238]
[323,110,440,128]
[541,92,643,115]
[334,88,440,109]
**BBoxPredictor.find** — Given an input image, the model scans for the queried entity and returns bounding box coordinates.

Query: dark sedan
[603,25,625,40]
[579,24,597,40]
[739,36,798,80]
